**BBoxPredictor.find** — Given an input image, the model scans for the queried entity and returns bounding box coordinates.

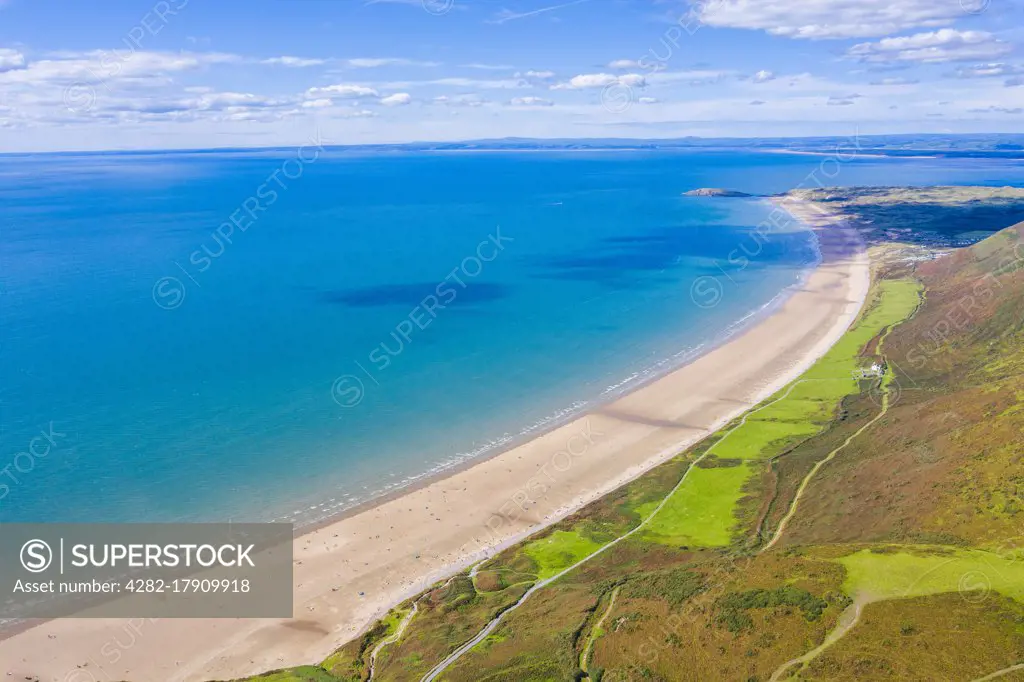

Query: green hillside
[231,213,1024,681]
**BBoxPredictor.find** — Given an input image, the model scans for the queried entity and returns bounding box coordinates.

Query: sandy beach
[0,198,870,682]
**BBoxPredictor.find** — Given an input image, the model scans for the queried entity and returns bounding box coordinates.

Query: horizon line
[3,131,1024,158]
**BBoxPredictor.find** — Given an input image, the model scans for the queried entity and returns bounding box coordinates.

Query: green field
[641,278,923,548]
[521,529,605,580]
[837,547,1024,602]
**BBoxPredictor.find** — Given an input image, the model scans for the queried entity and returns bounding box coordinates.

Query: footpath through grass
[642,278,923,548]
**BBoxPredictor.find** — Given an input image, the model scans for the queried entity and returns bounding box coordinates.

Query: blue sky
[1,0,1022,151]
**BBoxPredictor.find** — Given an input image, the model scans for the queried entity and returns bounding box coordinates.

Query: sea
[2,148,1022,527]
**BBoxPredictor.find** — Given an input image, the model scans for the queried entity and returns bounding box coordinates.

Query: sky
[0,0,1023,151]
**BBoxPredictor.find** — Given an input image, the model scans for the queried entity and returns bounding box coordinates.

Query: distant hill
[9,133,1024,159]
[683,188,755,198]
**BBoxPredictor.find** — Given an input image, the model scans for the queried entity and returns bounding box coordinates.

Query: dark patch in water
[320,282,510,308]
[532,223,815,285]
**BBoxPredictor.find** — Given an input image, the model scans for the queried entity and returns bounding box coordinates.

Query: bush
[715,586,830,633]
[624,568,705,606]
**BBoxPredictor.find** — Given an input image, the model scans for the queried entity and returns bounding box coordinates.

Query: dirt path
[419,323,906,681]
[972,663,1024,681]
[367,602,419,681]
[369,569,473,681]
[763,319,902,551]
[580,586,620,674]
[420,380,824,682]
[769,593,871,682]
[763,302,922,678]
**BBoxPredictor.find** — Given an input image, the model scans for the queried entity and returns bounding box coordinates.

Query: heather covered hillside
[234,217,1024,682]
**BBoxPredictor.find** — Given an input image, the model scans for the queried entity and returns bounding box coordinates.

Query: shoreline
[268,197,817,535]
[0,198,870,682]
[290,234,814,537]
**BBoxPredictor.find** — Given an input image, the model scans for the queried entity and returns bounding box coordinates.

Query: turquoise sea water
[2,149,1022,525]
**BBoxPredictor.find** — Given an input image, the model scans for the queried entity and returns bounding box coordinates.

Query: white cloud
[110,91,284,115]
[509,96,553,106]
[344,57,440,68]
[849,30,1011,64]
[638,96,659,104]
[952,63,1024,78]
[519,70,556,79]
[306,84,380,98]
[262,56,326,67]
[699,0,973,39]
[752,70,776,83]
[487,0,593,24]
[432,94,488,107]
[380,92,412,106]
[607,59,641,69]
[0,48,26,73]
[868,76,920,85]
[646,69,729,86]
[382,76,528,90]
[551,73,646,90]
[302,98,334,108]
[189,92,279,111]
[0,51,240,86]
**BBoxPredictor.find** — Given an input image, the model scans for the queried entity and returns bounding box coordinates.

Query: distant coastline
[4,132,1024,158]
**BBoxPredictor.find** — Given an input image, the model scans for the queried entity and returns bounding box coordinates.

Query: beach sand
[0,198,870,682]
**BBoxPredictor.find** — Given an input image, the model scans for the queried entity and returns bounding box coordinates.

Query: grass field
[641,278,923,549]
[522,529,605,580]
[837,547,1024,602]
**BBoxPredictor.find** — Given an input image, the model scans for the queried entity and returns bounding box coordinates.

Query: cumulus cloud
[638,96,659,104]
[519,69,556,79]
[698,0,973,39]
[509,96,553,106]
[306,84,380,99]
[868,76,920,85]
[0,48,26,73]
[607,59,641,69]
[0,50,240,86]
[951,63,1024,78]
[381,76,527,90]
[262,56,326,67]
[379,92,412,106]
[551,73,646,90]
[752,69,775,83]
[849,30,1011,64]
[432,94,488,107]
